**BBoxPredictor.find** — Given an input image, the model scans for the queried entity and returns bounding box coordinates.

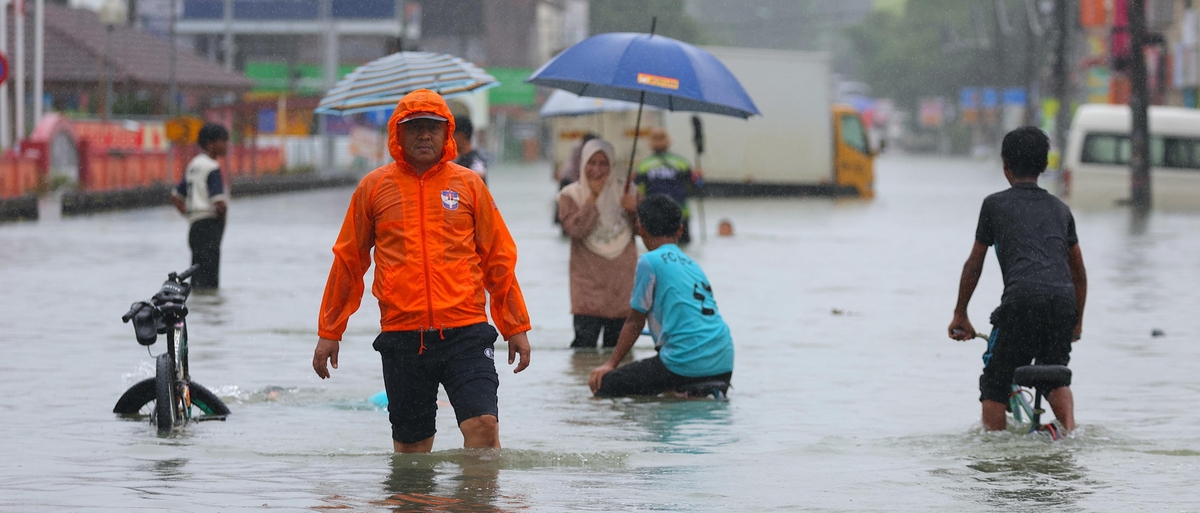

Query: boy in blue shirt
[588,195,734,397]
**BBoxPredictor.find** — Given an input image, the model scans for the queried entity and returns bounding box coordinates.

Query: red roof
[14,4,251,91]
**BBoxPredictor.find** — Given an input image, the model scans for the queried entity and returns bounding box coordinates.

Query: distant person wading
[453,117,488,185]
[635,128,701,245]
[557,138,639,349]
[170,123,230,290]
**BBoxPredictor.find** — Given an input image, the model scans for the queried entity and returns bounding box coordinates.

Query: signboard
[165,115,205,145]
[486,68,537,107]
[1002,87,1026,106]
[919,97,945,128]
[244,62,358,94]
[981,88,999,110]
[1080,0,1107,28]
[960,87,979,124]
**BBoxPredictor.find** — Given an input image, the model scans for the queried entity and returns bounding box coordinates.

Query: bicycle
[961,330,1072,440]
[112,265,230,432]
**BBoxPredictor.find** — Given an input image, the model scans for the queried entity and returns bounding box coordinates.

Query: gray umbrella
[315,51,498,115]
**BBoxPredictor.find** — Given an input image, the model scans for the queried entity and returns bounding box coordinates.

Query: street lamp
[97,0,126,119]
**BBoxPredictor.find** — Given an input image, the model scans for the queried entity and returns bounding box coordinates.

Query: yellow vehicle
[831,103,875,198]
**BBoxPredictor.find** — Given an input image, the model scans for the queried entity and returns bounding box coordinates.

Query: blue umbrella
[526,26,759,190]
[526,32,759,119]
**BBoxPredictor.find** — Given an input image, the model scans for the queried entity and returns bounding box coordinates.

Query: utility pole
[1023,0,1046,125]
[168,0,177,115]
[1,1,10,150]
[321,0,337,173]
[222,0,233,72]
[1128,0,1151,210]
[33,0,42,126]
[166,0,178,181]
[15,0,24,141]
[1052,0,1069,173]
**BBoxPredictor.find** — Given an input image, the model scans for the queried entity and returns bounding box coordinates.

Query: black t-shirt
[975,182,1079,305]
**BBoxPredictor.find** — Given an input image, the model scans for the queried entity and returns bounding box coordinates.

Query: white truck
[543,46,874,197]
[662,46,874,198]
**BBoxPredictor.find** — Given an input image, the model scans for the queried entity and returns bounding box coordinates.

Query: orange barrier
[0,154,40,199]
[221,146,285,179]
[80,145,284,192]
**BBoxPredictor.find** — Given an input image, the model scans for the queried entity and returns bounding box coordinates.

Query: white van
[1064,104,1200,210]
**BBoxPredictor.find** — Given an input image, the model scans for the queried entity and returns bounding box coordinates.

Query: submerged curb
[0,195,38,222]
[60,173,360,217]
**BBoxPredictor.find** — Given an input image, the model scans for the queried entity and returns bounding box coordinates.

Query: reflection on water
[967,448,1088,508]
[922,429,1102,512]
[611,399,735,454]
[379,452,506,512]
[1127,207,1150,236]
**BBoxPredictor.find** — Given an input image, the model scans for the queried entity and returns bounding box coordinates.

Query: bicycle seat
[675,380,730,399]
[1013,365,1072,390]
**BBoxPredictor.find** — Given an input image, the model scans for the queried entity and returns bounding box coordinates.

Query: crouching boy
[588,195,734,397]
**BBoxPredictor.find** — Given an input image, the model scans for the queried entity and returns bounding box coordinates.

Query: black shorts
[979,296,1077,403]
[373,323,500,444]
[595,355,731,398]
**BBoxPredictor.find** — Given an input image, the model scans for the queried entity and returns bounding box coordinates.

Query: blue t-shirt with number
[630,244,734,377]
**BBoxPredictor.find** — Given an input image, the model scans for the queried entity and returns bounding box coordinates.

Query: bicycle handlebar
[950,329,990,341]
[175,264,202,282]
[120,265,200,322]
[121,303,143,323]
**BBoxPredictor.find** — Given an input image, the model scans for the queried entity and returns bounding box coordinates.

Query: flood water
[2,155,1198,511]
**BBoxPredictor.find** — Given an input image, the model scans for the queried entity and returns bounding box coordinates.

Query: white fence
[255,134,390,173]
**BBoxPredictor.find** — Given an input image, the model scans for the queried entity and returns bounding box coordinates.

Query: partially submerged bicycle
[113,265,229,432]
[964,331,1071,440]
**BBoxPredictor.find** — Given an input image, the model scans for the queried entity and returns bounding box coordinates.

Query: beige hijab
[558,139,633,260]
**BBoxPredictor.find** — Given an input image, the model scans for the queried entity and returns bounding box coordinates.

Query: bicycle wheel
[114,378,230,417]
[155,354,177,432]
[113,378,157,415]
[188,382,231,416]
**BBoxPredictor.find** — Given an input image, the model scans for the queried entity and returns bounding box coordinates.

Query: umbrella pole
[696,153,706,243]
[624,91,646,195]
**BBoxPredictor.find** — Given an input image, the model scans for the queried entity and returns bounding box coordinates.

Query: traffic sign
[165,115,205,145]
[0,52,9,86]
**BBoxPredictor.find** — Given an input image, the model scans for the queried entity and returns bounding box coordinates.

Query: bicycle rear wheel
[155,354,177,433]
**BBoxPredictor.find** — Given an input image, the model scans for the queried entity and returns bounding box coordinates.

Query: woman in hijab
[557,138,639,349]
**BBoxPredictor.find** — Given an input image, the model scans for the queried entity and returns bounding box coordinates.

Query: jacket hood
[387,89,458,173]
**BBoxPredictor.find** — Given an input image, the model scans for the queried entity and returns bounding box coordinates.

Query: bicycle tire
[114,378,230,417]
[113,378,157,415]
[155,354,176,432]
[189,382,231,416]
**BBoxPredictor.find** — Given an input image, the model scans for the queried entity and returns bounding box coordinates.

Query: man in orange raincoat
[312,89,532,453]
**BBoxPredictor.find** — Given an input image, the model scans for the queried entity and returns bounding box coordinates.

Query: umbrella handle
[624,91,647,195]
[696,154,706,243]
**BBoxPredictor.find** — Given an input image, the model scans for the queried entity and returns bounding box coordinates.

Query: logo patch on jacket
[441,190,460,210]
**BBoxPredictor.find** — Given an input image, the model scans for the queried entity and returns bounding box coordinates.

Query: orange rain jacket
[318,89,531,343]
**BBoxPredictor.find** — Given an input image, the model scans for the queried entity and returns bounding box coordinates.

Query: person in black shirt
[948,126,1088,433]
[453,117,488,185]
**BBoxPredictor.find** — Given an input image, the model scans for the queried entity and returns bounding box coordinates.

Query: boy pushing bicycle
[948,126,1087,433]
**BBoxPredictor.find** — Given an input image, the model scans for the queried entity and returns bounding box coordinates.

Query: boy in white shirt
[170,123,229,289]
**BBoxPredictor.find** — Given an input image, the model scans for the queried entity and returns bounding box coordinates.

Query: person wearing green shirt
[635,128,701,245]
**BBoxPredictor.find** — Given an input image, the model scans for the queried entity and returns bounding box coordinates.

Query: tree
[846,0,992,111]
[589,0,707,44]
